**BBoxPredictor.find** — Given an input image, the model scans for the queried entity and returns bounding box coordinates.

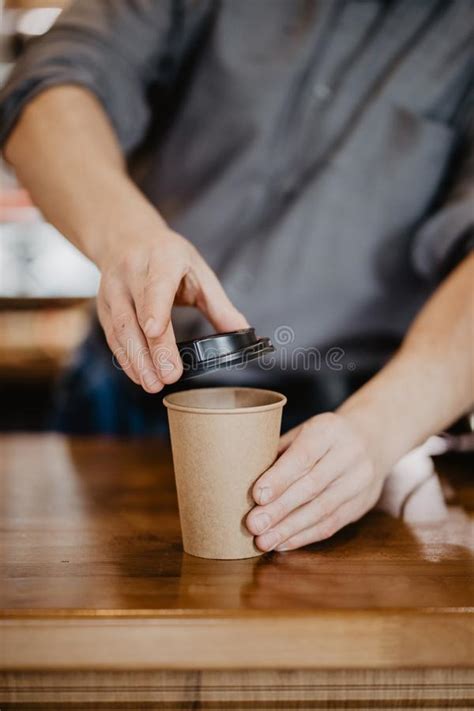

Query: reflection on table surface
[1,434,472,614]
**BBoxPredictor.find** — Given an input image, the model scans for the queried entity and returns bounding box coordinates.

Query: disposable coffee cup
[163,387,286,560]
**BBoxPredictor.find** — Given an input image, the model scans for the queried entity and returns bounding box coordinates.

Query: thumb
[139,269,181,339]
[197,261,249,332]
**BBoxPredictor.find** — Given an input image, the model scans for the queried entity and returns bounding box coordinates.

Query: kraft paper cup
[163,387,286,560]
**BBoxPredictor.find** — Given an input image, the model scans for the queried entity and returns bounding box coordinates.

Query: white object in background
[16,8,62,37]
[377,436,449,523]
[0,222,99,298]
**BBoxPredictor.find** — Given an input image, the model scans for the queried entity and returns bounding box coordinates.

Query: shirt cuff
[0,53,149,153]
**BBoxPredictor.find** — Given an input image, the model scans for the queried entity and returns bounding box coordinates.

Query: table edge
[1,610,472,670]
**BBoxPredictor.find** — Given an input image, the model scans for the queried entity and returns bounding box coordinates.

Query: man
[1,0,472,552]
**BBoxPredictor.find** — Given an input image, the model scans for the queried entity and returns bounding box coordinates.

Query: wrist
[337,354,443,477]
[337,397,393,477]
[337,372,423,477]
[76,178,169,269]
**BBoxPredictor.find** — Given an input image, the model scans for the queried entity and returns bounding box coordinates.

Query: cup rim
[163,386,287,414]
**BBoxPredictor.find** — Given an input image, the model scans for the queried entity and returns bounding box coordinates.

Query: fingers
[252,415,335,506]
[109,334,140,385]
[97,234,248,393]
[98,300,140,385]
[247,447,350,535]
[253,466,370,551]
[98,281,163,393]
[247,411,380,552]
[272,491,373,552]
[196,258,249,332]
[147,319,183,385]
[121,260,183,386]
[97,294,137,384]
[133,250,246,382]
[139,266,183,340]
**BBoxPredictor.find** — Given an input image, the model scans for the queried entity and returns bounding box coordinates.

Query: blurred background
[1,0,99,430]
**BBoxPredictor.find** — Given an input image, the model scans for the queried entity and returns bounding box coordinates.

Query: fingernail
[257,486,272,505]
[259,530,280,551]
[275,545,290,552]
[142,370,161,392]
[252,513,271,534]
[144,318,156,336]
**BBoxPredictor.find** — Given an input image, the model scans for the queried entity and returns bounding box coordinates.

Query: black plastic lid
[177,328,275,381]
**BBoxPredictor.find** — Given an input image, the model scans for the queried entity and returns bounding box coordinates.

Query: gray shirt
[1,0,473,373]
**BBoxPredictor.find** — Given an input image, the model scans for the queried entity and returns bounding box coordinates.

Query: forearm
[5,84,247,392]
[4,85,165,267]
[339,253,474,474]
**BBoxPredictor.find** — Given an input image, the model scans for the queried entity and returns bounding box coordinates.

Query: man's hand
[4,86,248,393]
[247,254,473,551]
[246,413,384,551]
[97,227,248,393]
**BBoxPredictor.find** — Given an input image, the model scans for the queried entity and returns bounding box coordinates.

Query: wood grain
[1,669,473,708]
[0,434,473,673]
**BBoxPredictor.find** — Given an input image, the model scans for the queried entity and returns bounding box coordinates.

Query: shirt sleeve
[412,91,474,280]
[0,0,212,154]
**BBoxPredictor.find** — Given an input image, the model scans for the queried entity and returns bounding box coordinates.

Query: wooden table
[1,434,473,709]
